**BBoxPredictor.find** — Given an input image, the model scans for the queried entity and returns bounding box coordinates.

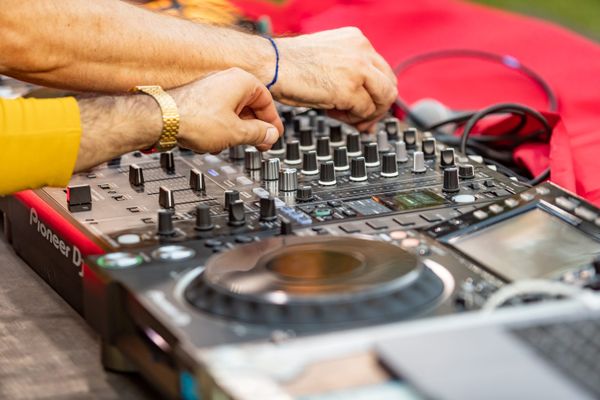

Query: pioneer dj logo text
[29,208,82,267]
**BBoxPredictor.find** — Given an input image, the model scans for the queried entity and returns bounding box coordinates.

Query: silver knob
[229,145,246,160]
[244,147,262,171]
[279,168,298,192]
[377,130,391,152]
[261,158,280,181]
[158,186,175,209]
[395,141,409,163]
[412,151,426,173]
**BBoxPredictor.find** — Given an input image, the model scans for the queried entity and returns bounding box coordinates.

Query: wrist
[123,93,163,150]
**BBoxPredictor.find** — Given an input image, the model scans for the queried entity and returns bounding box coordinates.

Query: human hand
[169,68,284,153]
[271,27,397,132]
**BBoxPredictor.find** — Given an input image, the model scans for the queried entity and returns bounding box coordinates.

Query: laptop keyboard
[512,318,600,397]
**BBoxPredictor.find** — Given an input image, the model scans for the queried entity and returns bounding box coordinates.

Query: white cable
[482,279,588,313]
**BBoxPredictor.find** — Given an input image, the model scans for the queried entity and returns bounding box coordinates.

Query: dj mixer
[2,106,600,399]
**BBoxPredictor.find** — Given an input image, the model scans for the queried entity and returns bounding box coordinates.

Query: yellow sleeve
[0,97,82,195]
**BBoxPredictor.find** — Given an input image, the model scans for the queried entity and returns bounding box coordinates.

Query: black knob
[299,128,315,150]
[316,116,327,134]
[440,148,456,169]
[280,217,294,235]
[224,190,240,210]
[285,140,302,165]
[443,167,460,193]
[346,132,361,156]
[244,147,262,170]
[381,152,399,177]
[157,209,175,236]
[260,196,277,222]
[350,157,368,182]
[158,186,175,209]
[592,255,600,275]
[302,151,319,175]
[229,145,246,160]
[422,138,436,159]
[292,116,305,135]
[403,128,417,149]
[333,146,349,171]
[319,161,336,186]
[280,106,295,125]
[228,200,246,226]
[458,164,475,179]
[363,142,380,167]
[194,204,213,231]
[129,164,144,187]
[189,169,205,192]
[269,134,285,154]
[296,185,314,202]
[384,117,400,140]
[329,122,344,145]
[160,152,175,174]
[316,136,331,160]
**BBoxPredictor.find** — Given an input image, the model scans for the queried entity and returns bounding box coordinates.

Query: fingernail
[264,127,279,145]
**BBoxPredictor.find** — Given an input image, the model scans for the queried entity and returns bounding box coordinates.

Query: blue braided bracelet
[263,35,280,90]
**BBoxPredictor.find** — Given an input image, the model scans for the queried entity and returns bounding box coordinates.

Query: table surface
[0,236,160,399]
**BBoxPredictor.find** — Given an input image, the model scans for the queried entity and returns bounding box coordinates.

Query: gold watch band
[133,85,180,152]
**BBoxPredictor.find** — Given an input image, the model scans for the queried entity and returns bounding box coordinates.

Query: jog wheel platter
[184,236,445,328]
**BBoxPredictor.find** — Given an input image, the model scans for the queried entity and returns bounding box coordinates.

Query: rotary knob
[285,140,302,165]
[292,116,305,135]
[268,135,285,155]
[363,142,380,167]
[316,136,332,160]
[318,161,337,186]
[279,168,298,192]
[346,132,361,156]
[329,122,344,146]
[160,152,175,174]
[228,200,246,227]
[301,151,319,175]
[458,164,475,179]
[244,147,262,170]
[440,148,456,169]
[189,169,206,193]
[333,146,349,171]
[224,190,240,210]
[129,164,144,187]
[158,186,175,209]
[377,130,391,152]
[279,105,295,124]
[412,151,426,173]
[384,117,400,140]
[350,157,368,182]
[229,145,246,160]
[316,116,327,134]
[307,110,318,128]
[381,152,399,178]
[157,209,175,237]
[299,128,315,150]
[261,158,280,182]
[296,185,314,202]
[403,128,417,149]
[259,196,278,222]
[194,204,214,231]
[395,141,409,163]
[443,167,460,193]
[422,138,436,159]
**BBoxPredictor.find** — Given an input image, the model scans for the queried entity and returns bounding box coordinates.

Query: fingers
[236,118,281,152]
[372,52,398,86]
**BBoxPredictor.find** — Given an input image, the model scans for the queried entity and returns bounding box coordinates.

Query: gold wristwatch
[132,85,180,153]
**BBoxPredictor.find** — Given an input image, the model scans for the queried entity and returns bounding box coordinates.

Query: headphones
[393,49,557,185]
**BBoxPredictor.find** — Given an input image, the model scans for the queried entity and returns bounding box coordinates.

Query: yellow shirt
[0,97,81,195]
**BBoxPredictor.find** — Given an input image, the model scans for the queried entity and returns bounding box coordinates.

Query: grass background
[268,0,600,41]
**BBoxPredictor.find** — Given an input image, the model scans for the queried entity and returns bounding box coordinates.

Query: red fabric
[234,0,600,205]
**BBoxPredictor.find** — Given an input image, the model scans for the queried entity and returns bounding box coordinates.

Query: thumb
[237,119,281,149]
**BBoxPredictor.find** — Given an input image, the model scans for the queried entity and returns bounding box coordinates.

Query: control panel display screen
[449,208,600,280]
[378,191,445,211]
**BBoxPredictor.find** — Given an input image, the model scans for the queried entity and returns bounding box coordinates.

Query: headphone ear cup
[409,98,454,133]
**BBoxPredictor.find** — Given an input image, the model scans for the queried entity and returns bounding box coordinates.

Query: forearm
[0,0,273,92]
[74,94,161,171]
